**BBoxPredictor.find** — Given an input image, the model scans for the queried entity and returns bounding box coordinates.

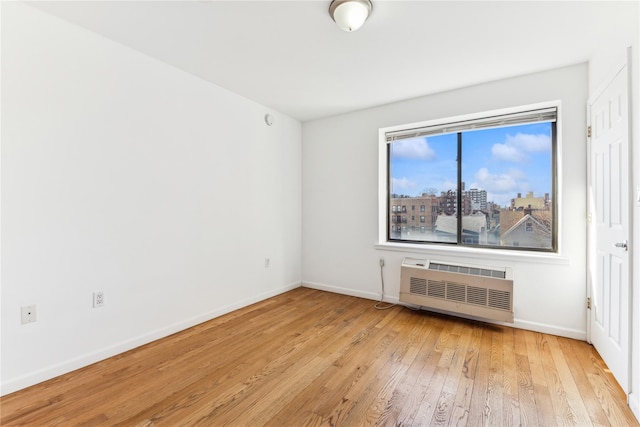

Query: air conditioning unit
[399,258,514,323]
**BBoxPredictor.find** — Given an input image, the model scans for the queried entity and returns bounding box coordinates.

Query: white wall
[1,2,302,395]
[302,64,588,339]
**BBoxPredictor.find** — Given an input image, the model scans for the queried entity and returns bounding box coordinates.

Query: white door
[587,60,630,393]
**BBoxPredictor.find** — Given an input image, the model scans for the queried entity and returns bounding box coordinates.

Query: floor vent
[400,258,514,323]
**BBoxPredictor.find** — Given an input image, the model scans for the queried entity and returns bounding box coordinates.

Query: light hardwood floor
[1,287,638,426]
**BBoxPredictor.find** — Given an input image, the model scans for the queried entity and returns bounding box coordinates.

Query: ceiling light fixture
[329,0,372,32]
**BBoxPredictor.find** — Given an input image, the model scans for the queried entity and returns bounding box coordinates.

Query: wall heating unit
[399,257,514,323]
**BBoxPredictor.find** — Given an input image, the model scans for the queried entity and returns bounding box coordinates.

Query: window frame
[378,101,561,254]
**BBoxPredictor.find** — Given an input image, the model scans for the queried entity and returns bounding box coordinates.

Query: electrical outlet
[21,305,36,324]
[379,258,385,267]
[265,258,270,268]
[93,291,105,308]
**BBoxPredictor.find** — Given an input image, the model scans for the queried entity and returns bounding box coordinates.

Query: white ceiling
[31,1,637,122]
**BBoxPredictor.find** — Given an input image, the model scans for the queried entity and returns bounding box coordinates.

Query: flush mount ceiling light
[329,0,372,32]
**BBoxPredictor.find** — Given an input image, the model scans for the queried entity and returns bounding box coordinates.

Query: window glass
[386,111,556,251]
[389,133,456,242]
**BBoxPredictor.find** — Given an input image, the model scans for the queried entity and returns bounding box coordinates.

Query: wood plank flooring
[1,287,637,426]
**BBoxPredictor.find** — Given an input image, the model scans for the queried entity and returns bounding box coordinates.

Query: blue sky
[390,122,553,207]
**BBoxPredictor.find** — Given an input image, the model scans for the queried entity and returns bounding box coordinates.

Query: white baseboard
[1,282,301,396]
[402,305,586,340]
[629,393,640,423]
[302,281,399,304]
[302,282,586,340]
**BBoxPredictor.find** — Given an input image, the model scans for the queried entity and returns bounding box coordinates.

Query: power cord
[374,258,396,310]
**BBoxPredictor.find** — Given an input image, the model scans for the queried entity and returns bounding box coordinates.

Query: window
[382,104,557,252]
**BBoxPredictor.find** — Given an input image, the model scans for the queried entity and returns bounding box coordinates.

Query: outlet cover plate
[93,291,105,308]
[21,305,36,324]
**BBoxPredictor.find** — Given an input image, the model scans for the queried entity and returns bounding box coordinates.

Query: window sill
[374,242,570,265]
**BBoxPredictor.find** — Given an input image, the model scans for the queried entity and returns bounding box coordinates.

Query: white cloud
[506,133,551,152]
[474,167,529,206]
[492,144,524,163]
[391,177,418,193]
[441,179,457,192]
[392,138,436,160]
[492,132,551,163]
[475,167,519,193]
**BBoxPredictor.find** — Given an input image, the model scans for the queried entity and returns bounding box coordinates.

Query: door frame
[586,50,633,395]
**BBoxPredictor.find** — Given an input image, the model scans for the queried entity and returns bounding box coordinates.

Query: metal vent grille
[409,278,512,312]
[409,277,427,295]
[427,280,446,299]
[467,286,488,306]
[489,289,512,311]
[446,283,466,302]
[429,262,506,279]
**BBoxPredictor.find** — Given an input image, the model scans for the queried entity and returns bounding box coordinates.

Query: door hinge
[587,297,592,310]
[587,126,592,138]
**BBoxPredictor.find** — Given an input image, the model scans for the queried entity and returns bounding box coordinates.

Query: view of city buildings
[389,183,553,249]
